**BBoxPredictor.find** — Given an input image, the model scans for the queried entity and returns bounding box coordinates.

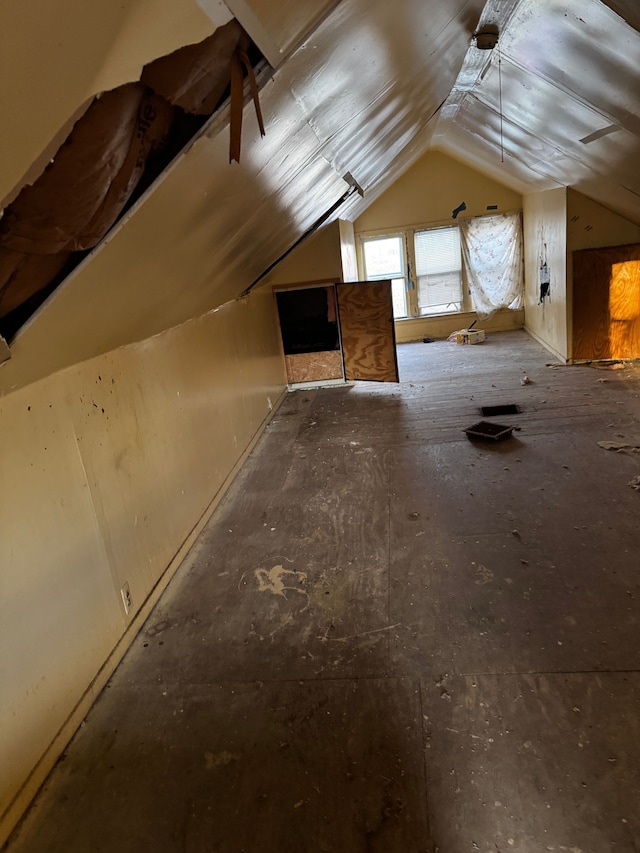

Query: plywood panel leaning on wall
[573,243,640,360]
[336,281,399,382]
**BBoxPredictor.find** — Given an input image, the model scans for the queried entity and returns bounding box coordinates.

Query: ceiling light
[475,25,499,50]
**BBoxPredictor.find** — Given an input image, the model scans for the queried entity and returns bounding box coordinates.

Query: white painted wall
[0,289,286,845]
[354,149,523,234]
[394,309,525,343]
[523,188,568,361]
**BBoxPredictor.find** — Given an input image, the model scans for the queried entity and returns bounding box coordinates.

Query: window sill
[393,307,525,343]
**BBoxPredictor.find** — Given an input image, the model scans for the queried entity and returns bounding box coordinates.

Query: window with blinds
[362,235,408,318]
[414,226,463,315]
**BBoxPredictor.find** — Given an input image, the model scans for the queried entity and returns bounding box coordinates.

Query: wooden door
[336,280,399,382]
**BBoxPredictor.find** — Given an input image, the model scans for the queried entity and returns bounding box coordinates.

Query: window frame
[357,220,481,319]
[358,231,411,319]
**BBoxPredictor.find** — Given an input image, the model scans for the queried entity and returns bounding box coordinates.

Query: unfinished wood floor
[8,331,640,853]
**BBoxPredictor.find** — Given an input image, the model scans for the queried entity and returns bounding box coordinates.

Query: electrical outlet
[120,582,132,614]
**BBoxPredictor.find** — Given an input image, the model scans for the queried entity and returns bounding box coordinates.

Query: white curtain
[459,211,523,319]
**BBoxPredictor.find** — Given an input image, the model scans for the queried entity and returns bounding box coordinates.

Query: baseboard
[523,325,567,363]
[1,386,288,848]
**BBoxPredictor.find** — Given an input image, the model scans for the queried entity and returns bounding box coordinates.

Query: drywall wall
[567,189,640,357]
[0,0,222,208]
[0,288,286,845]
[523,188,568,361]
[568,189,640,252]
[339,220,359,282]
[262,220,345,287]
[353,150,522,234]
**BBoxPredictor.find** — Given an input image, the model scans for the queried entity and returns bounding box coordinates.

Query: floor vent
[481,404,520,416]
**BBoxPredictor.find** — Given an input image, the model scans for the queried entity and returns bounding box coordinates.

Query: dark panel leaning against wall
[0,20,263,341]
[573,242,640,360]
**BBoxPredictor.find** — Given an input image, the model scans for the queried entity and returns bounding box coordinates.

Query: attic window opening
[415,227,464,315]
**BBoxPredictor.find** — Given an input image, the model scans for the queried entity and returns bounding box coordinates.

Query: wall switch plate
[120,582,132,615]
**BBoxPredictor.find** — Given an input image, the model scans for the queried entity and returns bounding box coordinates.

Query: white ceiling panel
[438,0,640,222]
[276,0,485,191]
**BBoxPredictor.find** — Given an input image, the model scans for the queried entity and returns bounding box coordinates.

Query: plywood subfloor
[8,331,640,852]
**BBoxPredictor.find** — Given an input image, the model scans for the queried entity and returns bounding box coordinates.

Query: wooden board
[336,281,399,382]
[573,243,640,359]
[284,350,343,384]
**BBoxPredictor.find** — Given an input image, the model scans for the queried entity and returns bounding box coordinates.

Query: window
[361,235,408,318]
[358,213,523,321]
[414,226,463,315]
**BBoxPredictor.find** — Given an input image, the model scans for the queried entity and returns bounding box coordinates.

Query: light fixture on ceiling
[475,24,499,50]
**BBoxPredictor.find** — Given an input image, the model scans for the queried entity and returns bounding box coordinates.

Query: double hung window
[361,234,408,318]
[359,213,522,320]
[414,226,463,315]
[359,225,467,318]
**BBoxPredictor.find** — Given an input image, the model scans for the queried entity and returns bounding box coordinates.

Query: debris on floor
[628,476,640,491]
[590,362,625,371]
[520,375,532,385]
[546,360,625,370]
[597,440,640,457]
[448,328,486,345]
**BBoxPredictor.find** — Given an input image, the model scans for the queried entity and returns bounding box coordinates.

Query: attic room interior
[2,0,640,850]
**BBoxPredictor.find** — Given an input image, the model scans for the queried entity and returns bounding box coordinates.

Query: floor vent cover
[465,421,515,442]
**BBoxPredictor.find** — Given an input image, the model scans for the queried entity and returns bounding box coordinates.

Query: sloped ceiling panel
[279,0,484,193]
[1,0,481,392]
[224,0,340,65]
[1,89,347,391]
[436,0,640,223]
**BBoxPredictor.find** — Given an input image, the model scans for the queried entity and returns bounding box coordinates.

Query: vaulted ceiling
[1,0,640,388]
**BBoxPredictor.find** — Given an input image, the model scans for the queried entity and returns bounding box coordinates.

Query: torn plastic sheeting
[0,250,72,318]
[141,20,244,116]
[0,334,11,365]
[0,22,264,324]
[0,84,174,256]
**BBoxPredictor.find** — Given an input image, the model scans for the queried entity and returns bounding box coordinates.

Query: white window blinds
[414,227,462,314]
